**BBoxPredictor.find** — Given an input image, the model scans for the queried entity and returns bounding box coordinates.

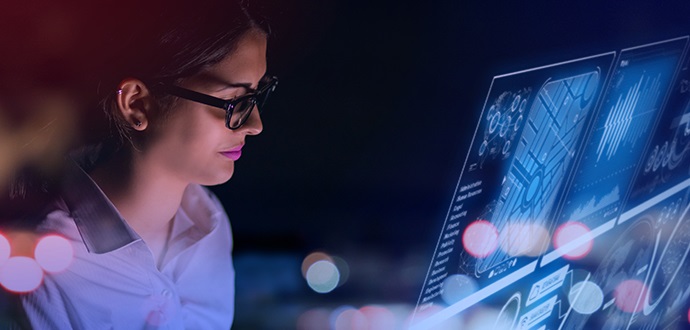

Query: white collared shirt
[21,161,235,329]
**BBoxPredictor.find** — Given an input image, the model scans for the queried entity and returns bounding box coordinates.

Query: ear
[116,78,155,131]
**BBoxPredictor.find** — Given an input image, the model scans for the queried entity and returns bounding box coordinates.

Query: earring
[135,120,142,127]
[117,89,123,95]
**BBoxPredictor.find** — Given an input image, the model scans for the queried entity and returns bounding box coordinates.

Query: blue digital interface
[413,37,690,330]
[628,48,690,208]
[559,38,688,234]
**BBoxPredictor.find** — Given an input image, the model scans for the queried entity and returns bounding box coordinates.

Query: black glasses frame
[157,75,278,129]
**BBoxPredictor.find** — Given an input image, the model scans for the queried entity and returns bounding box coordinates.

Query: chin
[197,166,235,186]
[213,171,235,186]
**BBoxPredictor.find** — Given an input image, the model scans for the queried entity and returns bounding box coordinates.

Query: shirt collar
[59,159,223,255]
[179,184,221,235]
[59,159,140,254]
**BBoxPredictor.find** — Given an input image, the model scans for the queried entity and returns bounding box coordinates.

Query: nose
[239,105,263,135]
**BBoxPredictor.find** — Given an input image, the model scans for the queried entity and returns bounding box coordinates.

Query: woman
[18,0,277,328]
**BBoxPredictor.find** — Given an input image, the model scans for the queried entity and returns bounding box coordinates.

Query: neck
[89,146,187,248]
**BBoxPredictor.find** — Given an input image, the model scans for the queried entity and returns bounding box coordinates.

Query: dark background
[204,1,690,328]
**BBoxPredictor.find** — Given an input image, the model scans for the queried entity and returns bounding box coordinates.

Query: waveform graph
[476,70,602,276]
[568,186,620,221]
[561,37,688,231]
[413,53,617,330]
[596,73,664,162]
[412,40,690,330]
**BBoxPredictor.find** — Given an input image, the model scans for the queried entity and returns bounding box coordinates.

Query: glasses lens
[257,88,271,111]
[227,98,257,129]
[258,77,277,110]
[225,76,277,129]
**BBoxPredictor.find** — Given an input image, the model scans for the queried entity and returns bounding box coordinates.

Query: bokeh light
[499,222,550,257]
[332,255,350,287]
[296,308,330,330]
[334,308,368,330]
[34,234,73,273]
[306,260,340,293]
[462,220,499,258]
[359,305,397,330]
[0,233,10,266]
[0,256,43,293]
[330,305,356,329]
[568,281,604,314]
[6,231,38,257]
[553,221,593,260]
[301,252,333,278]
[614,279,648,313]
[441,274,478,305]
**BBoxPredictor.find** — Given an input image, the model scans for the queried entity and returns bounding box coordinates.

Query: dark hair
[0,0,270,222]
[92,0,270,160]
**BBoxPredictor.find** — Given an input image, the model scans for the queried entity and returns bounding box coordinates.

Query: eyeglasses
[157,75,278,129]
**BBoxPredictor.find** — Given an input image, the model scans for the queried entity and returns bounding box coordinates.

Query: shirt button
[162,289,172,298]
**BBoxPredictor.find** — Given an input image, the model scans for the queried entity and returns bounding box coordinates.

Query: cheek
[154,106,223,161]
[148,103,236,184]
[160,110,200,146]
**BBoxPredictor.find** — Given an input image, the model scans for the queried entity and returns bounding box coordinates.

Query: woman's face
[144,29,267,186]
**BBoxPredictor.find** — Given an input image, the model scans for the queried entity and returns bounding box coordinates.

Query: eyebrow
[214,82,257,94]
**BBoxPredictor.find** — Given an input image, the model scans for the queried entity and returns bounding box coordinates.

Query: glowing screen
[413,37,690,329]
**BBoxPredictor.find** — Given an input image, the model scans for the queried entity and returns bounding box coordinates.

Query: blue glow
[413,36,690,330]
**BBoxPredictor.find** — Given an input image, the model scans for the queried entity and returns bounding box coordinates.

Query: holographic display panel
[413,37,689,330]
[628,48,690,207]
[557,37,688,235]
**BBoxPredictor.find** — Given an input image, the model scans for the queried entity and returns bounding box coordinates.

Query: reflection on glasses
[157,75,278,130]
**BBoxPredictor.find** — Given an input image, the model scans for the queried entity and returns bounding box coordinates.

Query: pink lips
[220,145,243,161]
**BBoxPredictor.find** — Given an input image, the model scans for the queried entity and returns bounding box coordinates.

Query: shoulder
[18,198,104,329]
[31,197,82,243]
